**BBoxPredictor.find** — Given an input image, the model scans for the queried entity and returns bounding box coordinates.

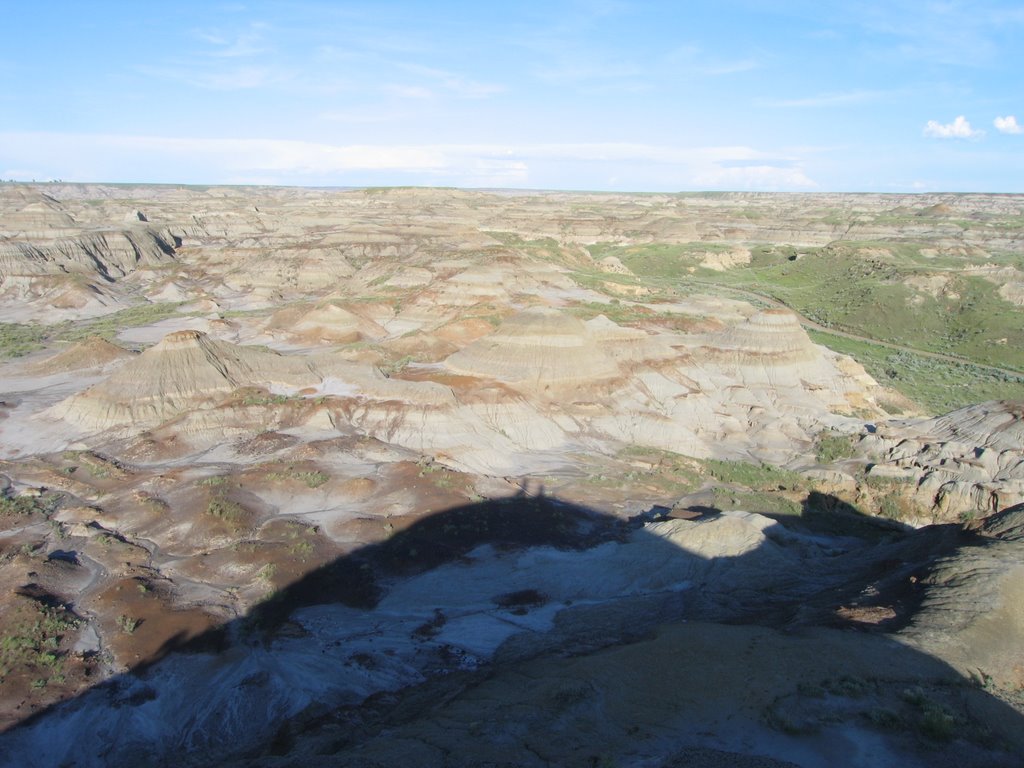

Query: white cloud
[763,90,889,108]
[193,22,270,58]
[693,165,817,190]
[994,115,1022,134]
[0,132,817,191]
[923,115,984,139]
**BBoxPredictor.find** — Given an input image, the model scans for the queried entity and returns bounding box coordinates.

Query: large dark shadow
[1,490,1023,767]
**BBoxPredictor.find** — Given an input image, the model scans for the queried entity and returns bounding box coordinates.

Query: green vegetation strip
[703,244,1024,371]
[0,302,183,359]
[808,330,1024,415]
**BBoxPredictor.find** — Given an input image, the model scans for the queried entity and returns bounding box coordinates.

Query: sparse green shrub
[864,708,903,730]
[920,703,956,741]
[257,563,277,582]
[0,322,47,359]
[877,492,904,521]
[711,488,801,516]
[815,433,858,463]
[197,475,229,487]
[289,539,314,558]
[380,355,414,376]
[0,493,42,517]
[296,471,328,488]
[206,496,245,522]
[116,615,140,634]
[705,460,805,491]
[0,603,78,683]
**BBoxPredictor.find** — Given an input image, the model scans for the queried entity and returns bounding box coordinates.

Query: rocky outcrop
[861,401,1024,522]
[0,228,176,282]
[901,505,1024,688]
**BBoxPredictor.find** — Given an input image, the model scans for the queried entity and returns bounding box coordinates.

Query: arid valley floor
[0,184,1023,767]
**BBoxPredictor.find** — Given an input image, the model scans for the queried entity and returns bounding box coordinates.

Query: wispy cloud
[0,132,817,191]
[700,58,761,76]
[762,89,889,108]
[383,84,435,100]
[139,64,288,91]
[663,45,763,77]
[923,115,984,139]
[840,1,1014,67]
[693,164,816,190]
[319,106,413,124]
[141,21,287,91]
[397,64,504,99]
[193,22,270,58]
[994,115,1022,134]
[532,57,646,89]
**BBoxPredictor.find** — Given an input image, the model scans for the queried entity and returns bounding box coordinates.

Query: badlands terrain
[0,183,1022,766]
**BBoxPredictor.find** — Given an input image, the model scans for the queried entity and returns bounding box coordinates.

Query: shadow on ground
[1,491,1022,767]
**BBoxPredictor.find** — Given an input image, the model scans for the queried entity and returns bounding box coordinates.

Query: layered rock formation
[861,401,1024,521]
[25,336,133,375]
[271,303,387,344]
[445,307,621,393]
[48,330,315,429]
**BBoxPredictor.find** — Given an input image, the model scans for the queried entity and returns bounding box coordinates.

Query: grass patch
[240,391,294,407]
[0,599,78,684]
[609,446,704,495]
[197,475,230,487]
[0,489,58,523]
[705,459,805,491]
[0,493,45,517]
[56,303,182,343]
[0,322,48,359]
[569,301,708,332]
[587,242,714,279]
[0,302,182,359]
[815,432,858,463]
[206,496,246,523]
[702,244,1024,372]
[711,488,801,516]
[265,467,329,488]
[808,330,1024,414]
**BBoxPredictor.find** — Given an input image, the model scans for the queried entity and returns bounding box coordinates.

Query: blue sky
[2,1,1022,191]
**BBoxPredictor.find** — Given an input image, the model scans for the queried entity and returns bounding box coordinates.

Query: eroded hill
[0,184,1022,767]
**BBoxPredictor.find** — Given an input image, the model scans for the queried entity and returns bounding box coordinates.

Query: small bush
[920,704,956,741]
[116,615,140,634]
[816,433,857,463]
[296,471,328,488]
[206,496,245,522]
[705,460,805,491]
